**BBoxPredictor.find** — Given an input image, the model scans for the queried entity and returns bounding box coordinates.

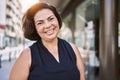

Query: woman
[9,2,85,80]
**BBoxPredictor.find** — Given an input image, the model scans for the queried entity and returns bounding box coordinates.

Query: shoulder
[59,38,81,58]
[20,48,31,62]
[69,42,80,54]
[69,42,85,80]
[69,42,83,61]
[9,48,31,80]
[17,47,31,68]
[14,47,31,69]
[59,38,80,54]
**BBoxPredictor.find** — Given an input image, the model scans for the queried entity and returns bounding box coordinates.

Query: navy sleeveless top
[28,38,80,80]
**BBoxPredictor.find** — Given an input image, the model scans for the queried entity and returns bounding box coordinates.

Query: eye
[37,22,42,25]
[48,17,54,21]
[36,21,43,26]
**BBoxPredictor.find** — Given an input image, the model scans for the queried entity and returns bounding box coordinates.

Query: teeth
[46,29,54,35]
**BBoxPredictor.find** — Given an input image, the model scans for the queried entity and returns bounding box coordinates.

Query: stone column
[99,0,119,80]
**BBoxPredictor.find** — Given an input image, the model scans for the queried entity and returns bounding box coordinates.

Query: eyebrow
[34,15,55,23]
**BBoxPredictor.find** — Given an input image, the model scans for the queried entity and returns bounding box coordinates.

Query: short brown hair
[22,2,62,41]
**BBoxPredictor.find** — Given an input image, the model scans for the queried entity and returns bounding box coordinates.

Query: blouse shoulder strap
[59,38,76,63]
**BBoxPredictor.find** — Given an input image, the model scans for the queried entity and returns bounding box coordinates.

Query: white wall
[0,0,6,25]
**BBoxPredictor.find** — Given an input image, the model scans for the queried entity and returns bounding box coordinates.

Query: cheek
[54,20,60,28]
[35,26,43,33]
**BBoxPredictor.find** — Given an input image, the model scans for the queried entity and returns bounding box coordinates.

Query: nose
[44,21,51,28]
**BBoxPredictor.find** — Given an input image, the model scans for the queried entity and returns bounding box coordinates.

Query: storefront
[60,0,119,80]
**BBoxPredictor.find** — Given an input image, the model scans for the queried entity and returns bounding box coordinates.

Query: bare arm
[9,48,31,80]
[70,43,85,80]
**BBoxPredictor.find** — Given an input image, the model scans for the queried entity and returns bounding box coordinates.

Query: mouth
[45,29,54,35]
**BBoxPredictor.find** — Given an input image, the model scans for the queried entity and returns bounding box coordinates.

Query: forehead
[34,9,55,20]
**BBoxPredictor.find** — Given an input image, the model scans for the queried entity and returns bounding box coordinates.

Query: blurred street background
[0,0,120,80]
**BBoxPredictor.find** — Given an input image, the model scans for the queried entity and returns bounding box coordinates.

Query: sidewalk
[0,59,16,80]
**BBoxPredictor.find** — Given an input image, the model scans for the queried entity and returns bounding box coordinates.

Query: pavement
[0,59,16,80]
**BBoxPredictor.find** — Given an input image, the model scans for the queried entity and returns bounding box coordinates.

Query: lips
[45,29,54,35]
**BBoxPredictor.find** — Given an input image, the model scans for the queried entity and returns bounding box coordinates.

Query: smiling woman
[9,2,85,80]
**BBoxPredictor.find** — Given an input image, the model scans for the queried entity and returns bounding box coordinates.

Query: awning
[0,24,5,30]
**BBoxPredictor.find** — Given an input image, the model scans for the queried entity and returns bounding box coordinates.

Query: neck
[41,38,58,48]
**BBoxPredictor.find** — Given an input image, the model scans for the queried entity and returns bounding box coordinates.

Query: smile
[45,29,54,35]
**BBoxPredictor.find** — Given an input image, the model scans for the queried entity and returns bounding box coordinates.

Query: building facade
[0,0,23,49]
[0,0,6,49]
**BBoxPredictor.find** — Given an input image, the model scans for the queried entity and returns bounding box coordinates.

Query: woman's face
[34,9,60,41]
